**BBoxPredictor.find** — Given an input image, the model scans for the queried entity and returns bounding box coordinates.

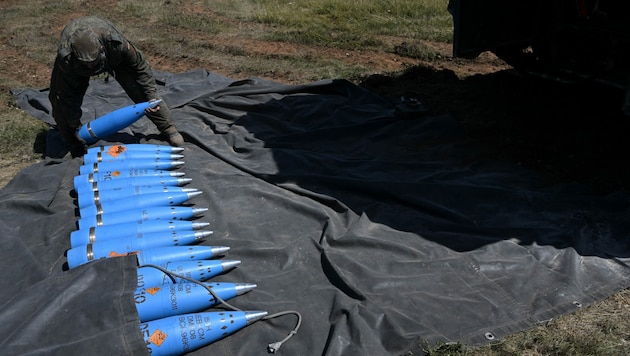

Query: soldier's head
[69,26,105,74]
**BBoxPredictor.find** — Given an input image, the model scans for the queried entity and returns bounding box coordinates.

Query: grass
[213,0,452,48]
[0,76,47,157]
[0,0,629,354]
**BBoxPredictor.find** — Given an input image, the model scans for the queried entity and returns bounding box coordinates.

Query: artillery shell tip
[191,221,210,230]
[235,283,257,295]
[194,230,214,240]
[177,178,193,185]
[192,207,209,216]
[210,246,230,255]
[187,191,203,199]
[221,260,241,270]
[245,311,268,325]
[148,99,162,109]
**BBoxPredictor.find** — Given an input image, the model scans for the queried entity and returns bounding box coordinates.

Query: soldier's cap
[69,26,102,63]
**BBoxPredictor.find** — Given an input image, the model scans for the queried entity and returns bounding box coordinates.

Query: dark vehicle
[448,0,630,113]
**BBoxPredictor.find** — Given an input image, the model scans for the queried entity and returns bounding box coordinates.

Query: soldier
[49,16,184,157]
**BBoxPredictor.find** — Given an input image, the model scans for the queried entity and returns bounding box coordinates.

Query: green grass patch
[0,86,47,156]
[209,0,452,48]
[0,119,47,154]
[0,110,47,156]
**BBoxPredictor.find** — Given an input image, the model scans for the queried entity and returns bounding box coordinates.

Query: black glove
[58,126,86,157]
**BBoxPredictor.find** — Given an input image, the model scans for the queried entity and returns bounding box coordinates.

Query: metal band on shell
[86,244,94,261]
[87,121,98,140]
[89,227,96,244]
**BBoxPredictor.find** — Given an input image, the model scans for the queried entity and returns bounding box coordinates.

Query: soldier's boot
[163,126,185,147]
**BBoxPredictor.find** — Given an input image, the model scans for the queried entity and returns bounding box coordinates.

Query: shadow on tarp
[7,69,630,355]
[177,75,630,258]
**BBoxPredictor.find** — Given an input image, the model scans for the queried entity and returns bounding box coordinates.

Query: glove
[57,126,86,157]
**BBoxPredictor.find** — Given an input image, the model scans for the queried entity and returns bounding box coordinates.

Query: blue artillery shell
[87,144,183,155]
[137,260,240,288]
[79,159,184,175]
[136,246,230,266]
[73,169,184,186]
[74,176,191,195]
[77,185,196,209]
[139,311,267,355]
[65,230,213,269]
[78,101,159,144]
[69,219,209,248]
[77,206,207,230]
[78,190,202,218]
[83,150,183,164]
[135,281,255,322]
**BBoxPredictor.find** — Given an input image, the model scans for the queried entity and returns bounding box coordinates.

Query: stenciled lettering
[170,285,178,311]
[134,288,146,304]
[196,315,205,340]
[137,273,145,289]
[139,322,150,338]
[102,171,113,181]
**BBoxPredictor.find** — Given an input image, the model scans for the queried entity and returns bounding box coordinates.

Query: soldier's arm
[119,41,159,99]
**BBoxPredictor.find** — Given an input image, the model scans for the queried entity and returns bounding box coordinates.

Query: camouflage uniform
[49,16,179,152]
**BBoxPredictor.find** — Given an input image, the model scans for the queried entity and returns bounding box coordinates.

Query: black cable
[264,310,302,353]
[142,263,242,311]
[141,263,302,353]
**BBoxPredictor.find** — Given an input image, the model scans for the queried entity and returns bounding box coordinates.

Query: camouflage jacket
[49,16,158,140]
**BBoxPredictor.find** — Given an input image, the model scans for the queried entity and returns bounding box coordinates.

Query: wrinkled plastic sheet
[6,69,630,355]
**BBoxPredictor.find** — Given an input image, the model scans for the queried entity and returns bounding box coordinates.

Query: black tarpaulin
[6,69,630,355]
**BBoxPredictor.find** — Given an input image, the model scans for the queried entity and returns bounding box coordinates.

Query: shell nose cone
[148,99,162,109]
[187,191,203,199]
[235,283,257,296]
[221,260,241,271]
[245,311,268,325]
[210,246,230,255]
[192,207,209,216]
[194,230,214,240]
[191,222,210,230]
[177,178,193,186]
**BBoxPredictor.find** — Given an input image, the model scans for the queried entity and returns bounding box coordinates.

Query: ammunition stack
[66,143,266,356]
